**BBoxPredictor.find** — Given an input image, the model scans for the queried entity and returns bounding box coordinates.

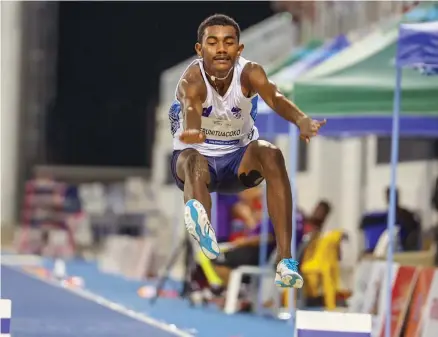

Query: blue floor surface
[41,259,296,337]
[2,256,296,337]
[1,265,190,337]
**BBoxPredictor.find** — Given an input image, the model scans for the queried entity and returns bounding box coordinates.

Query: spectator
[304,199,332,234]
[212,187,276,286]
[228,187,263,241]
[297,200,332,264]
[216,194,239,242]
[385,186,421,251]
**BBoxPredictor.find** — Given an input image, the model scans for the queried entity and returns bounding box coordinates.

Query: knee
[258,145,285,173]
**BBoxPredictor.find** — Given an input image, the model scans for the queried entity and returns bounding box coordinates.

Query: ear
[195,42,202,58]
[237,43,244,56]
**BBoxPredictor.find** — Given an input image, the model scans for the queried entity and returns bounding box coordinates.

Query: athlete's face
[195,25,244,75]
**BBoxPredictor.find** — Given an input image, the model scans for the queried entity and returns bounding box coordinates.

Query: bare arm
[245,62,326,140]
[177,72,206,144]
[245,62,307,125]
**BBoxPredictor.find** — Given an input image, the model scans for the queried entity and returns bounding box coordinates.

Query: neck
[204,65,234,96]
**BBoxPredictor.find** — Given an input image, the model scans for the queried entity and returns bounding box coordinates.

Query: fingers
[179,130,205,144]
[318,119,327,126]
[299,118,327,141]
[300,135,310,143]
[312,119,327,129]
[314,120,326,132]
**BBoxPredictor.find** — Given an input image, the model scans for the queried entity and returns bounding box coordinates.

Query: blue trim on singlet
[204,139,240,145]
[250,96,258,121]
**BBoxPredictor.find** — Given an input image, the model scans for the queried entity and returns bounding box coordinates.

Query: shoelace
[284,259,299,272]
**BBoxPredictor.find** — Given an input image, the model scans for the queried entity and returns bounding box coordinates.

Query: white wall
[277,134,438,265]
[1,2,23,225]
[365,136,438,229]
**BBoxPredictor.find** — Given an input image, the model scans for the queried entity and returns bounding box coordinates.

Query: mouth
[213,56,231,63]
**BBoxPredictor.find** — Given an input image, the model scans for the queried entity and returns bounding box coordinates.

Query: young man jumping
[168,14,326,288]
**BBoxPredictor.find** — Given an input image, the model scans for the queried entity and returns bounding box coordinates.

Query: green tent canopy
[294,27,438,116]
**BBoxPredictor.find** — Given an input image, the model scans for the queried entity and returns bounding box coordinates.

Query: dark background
[48,1,274,168]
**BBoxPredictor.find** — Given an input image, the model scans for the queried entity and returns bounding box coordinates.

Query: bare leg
[176,149,219,259]
[238,140,302,288]
[238,141,292,259]
[176,149,212,218]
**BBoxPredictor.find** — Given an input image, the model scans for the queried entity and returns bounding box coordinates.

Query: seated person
[303,200,332,235]
[216,194,240,243]
[385,187,421,251]
[212,187,276,286]
[297,200,332,266]
[360,187,421,252]
[228,186,263,242]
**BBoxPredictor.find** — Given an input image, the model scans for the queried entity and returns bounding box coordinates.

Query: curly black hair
[197,14,241,43]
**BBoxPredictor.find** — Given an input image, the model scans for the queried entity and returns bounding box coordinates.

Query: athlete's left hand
[297,117,327,143]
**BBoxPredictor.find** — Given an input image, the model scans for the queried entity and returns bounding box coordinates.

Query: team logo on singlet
[231,107,242,119]
[202,106,213,117]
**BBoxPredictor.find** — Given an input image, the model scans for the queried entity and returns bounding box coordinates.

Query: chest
[202,92,251,121]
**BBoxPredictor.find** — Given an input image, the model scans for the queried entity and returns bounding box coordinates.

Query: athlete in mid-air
[169,14,326,288]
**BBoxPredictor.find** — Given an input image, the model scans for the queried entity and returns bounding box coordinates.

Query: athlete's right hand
[179,129,206,144]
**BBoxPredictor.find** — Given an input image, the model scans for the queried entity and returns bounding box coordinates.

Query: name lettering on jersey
[201,117,244,146]
[201,129,241,137]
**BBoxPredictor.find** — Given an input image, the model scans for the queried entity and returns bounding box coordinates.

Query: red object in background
[379,266,419,337]
[405,268,435,337]
[252,199,262,211]
[403,1,420,14]
[19,179,76,255]
[303,222,314,234]
[229,233,244,242]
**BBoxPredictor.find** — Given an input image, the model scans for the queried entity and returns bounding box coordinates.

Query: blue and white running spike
[275,258,304,288]
[185,199,220,260]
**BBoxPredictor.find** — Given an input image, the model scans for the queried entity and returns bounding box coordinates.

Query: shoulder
[177,63,206,100]
[241,61,266,78]
[241,61,269,87]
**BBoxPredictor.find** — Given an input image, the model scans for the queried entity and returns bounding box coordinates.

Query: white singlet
[169,56,260,157]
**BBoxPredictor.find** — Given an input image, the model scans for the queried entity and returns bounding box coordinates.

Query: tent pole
[256,112,274,314]
[173,187,181,248]
[287,120,300,328]
[211,192,218,233]
[385,54,402,337]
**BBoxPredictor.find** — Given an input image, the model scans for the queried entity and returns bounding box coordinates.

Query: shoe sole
[185,199,220,260]
[275,272,304,289]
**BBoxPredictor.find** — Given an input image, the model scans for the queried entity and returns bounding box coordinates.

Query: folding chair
[224,247,279,315]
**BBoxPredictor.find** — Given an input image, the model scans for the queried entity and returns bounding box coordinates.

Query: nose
[216,41,226,53]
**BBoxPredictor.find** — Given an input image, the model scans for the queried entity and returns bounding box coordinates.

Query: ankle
[280,253,292,261]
